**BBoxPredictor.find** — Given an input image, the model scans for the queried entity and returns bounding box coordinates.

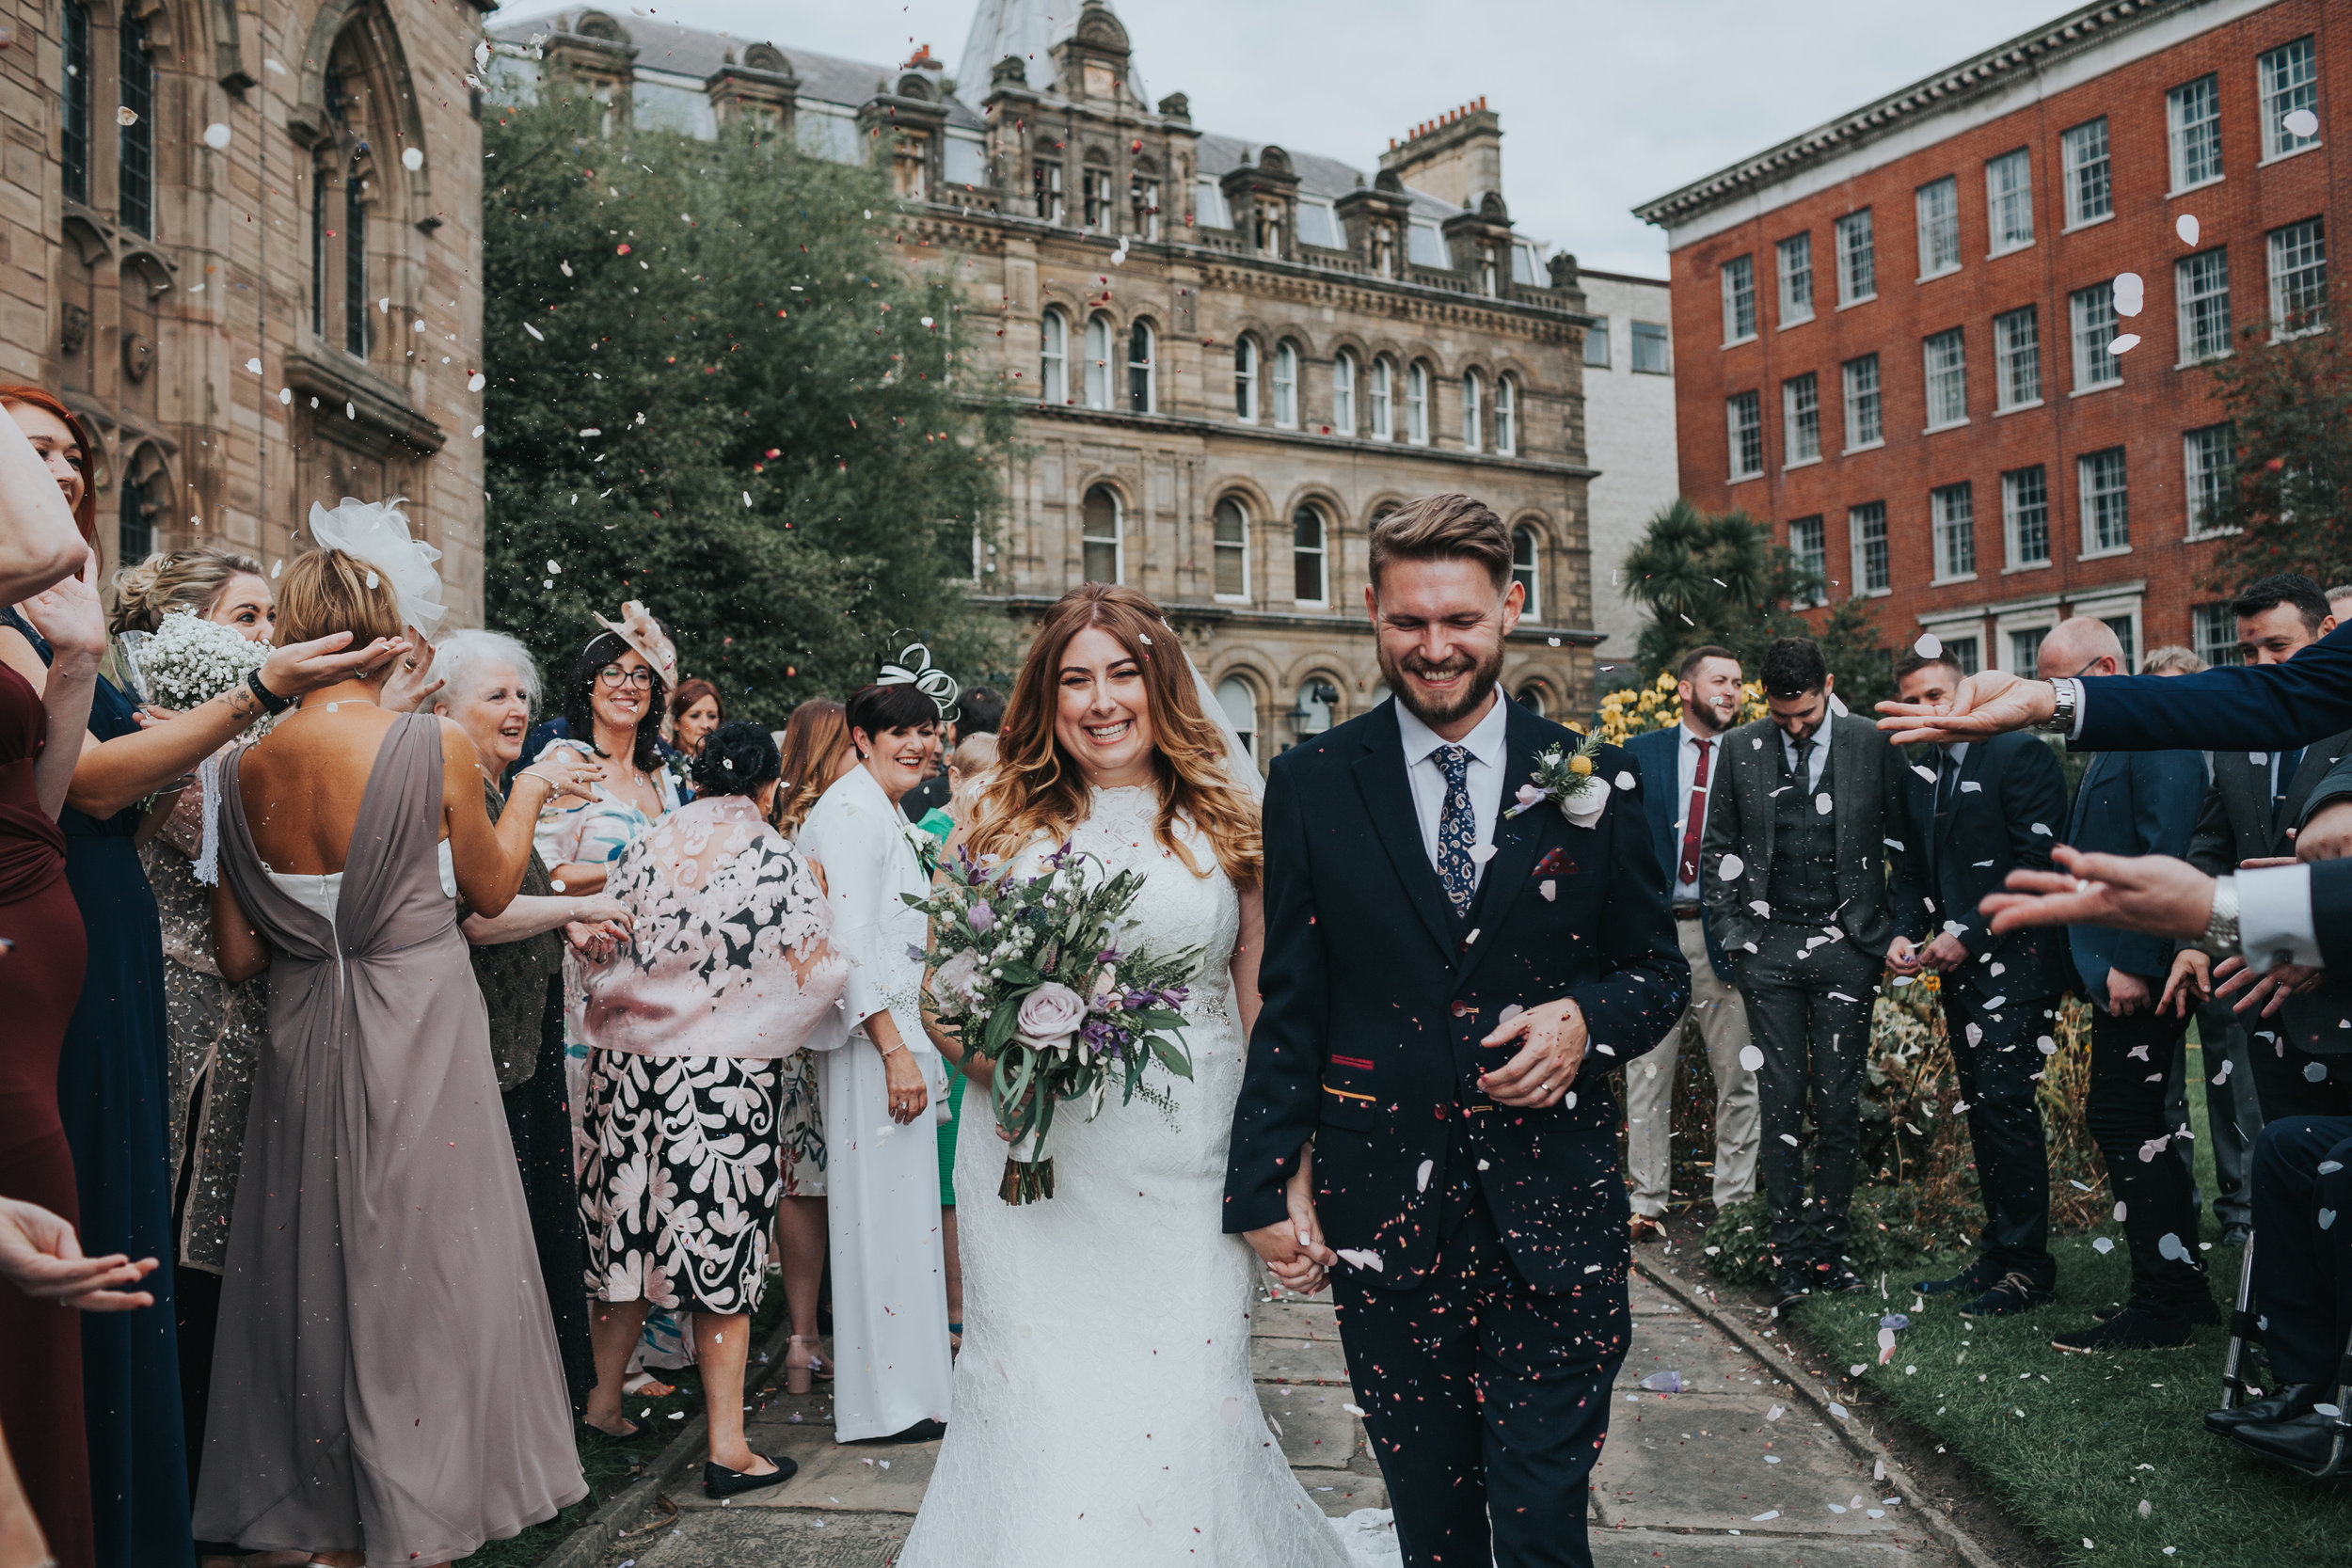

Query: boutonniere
[1506,729,1634,831]
[901,819,943,878]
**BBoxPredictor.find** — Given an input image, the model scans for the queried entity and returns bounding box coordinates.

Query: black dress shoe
[2231,1408,2347,1473]
[1772,1271,1813,1310]
[1916,1260,1993,1296]
[1960,1271,2056,1319]
[2206,1383,2324,1435]
[704,1453,797,1498]
[2052,1306,2197,1354]
[1815,1264,1866,1294]
[2219,1223,2252,1248]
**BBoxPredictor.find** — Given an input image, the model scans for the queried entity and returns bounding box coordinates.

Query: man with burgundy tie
[1623,646,1758,1241]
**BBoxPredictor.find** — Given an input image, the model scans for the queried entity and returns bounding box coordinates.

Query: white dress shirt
[1671,721,1720,902]
[1782,726,1830,791]
[1396,694,1509,893]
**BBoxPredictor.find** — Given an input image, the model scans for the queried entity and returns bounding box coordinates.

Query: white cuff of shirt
[2236,862,2322,973]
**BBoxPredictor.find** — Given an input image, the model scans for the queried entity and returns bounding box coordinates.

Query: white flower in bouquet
[132,610,268,712]
[1014,982,1087,1052]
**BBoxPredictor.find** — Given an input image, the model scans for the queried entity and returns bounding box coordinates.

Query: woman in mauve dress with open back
[193,546,596,1567]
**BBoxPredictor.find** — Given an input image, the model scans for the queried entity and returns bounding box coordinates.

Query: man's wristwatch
[245,668,294,716]
[2035,677,2077,736]
[2205,875,2240,954]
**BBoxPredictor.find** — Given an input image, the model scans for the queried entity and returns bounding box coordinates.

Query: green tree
[2202,287,2352,588]
[1619,499,1892,711]
[480,99,1013,723]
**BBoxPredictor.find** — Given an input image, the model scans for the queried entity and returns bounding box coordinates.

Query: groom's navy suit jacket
[1222,697,1688,1293]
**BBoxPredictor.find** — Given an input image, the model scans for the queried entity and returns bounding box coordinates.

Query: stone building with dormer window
[494,0,1613,752]
[4,0,492,615]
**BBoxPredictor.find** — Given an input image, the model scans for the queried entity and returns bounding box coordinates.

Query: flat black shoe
[1960,1271,2056,1319]
[872,1418,946,1444]
[1916,1261,1993,1296]
[1771,1271,1813,1310]
[2231,1409,2347,1473]
[704,1453,796,1498]
[2206,1383,2323,1435]
[2052,1307,2196,1354]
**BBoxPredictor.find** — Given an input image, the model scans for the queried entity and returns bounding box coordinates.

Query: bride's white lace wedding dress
[897,785,1391,1567]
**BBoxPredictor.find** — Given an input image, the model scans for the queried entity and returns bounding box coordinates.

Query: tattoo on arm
[228,687,260,722]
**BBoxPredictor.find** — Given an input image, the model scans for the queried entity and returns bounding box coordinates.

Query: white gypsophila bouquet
[127,610,268,712]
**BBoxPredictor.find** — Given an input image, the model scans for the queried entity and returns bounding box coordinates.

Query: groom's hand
[1477,997,1588,1108]
[1246,1145,1335,1294]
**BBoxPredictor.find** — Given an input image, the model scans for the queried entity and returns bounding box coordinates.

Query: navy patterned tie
[1436,744,1477,914]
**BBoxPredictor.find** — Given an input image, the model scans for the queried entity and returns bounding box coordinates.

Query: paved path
[575,1269,1966,1568]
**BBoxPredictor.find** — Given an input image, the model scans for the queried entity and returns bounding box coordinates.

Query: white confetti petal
[1615,769,1637,791]
[469,372,487,391]
[2107,334,2139,355]
[1539,879,1556,901]
[2284,107,2320,138]
[402,147,425,171]
[244,357,262,374]
[1816,792,1833,815]
[2323,1209,2338,1230]
[2092,1236,2115,1254]
[1914,633,1942,658]
[524,323,545,341]
[1718,853,1745,880]
[2177,214,2201,245]
[2157,1231,2187,1261]
[1740,1044,1765,1072]
[1416,1159,1433,1193]
[202,122,232,150]
[1469,843,1500,864]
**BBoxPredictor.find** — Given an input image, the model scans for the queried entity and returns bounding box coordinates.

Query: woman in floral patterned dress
[576,723,848,1498]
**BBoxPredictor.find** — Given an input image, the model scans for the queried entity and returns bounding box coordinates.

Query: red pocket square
[1534,847,1572,878]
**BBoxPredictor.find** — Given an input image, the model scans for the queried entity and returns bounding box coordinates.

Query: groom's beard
[1381,638,1506,731]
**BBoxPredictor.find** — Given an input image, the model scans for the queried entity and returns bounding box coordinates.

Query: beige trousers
[1625,915,1760,1214]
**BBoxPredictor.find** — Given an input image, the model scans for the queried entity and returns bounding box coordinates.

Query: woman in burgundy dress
[0,388,113,1568]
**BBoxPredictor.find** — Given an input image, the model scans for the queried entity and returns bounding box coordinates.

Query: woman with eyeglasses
[532,618,688,1398]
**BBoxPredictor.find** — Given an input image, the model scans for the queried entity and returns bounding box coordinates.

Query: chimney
[904,42,942,71]
[1376,98,1501,209]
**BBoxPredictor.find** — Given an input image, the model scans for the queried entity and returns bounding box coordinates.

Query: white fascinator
[308,496,448,634]
[877,641,960,721]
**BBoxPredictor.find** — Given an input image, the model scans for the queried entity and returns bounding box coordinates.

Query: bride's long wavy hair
[967,584,1262,889]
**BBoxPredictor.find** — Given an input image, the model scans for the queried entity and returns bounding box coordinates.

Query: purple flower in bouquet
[1015,981,1088,1050]
[969,899,997,935]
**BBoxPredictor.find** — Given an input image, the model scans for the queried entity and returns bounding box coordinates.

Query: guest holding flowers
[434,630,631,1412]
[577,722,848,1497]
[798,674,953,1443]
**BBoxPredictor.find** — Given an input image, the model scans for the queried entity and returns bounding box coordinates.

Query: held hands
[1244,1145,1335,1296]
[2105,968,2154,1018]
[0,1196,158,1311]
[1477,995,1588,1108]
[1876,669,2055,747]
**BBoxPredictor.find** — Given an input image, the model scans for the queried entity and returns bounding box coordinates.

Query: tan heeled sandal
[785,1334,833,1394]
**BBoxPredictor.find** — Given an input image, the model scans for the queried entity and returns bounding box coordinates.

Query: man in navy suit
[1225,493,1687,1568]
[2034,619,2217,1352]
[1622,646,1758,1239]
[1884,650,2070,1316]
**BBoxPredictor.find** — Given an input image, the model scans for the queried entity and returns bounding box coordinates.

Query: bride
[898,584,1384,1567]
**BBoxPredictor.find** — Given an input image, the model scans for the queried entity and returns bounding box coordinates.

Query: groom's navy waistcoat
[1223,697,1688,1292]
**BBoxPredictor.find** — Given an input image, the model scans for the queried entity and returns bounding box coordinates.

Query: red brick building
[1634,0,2346,675]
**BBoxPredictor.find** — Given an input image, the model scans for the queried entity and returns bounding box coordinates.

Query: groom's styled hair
[1368,493,1513,592]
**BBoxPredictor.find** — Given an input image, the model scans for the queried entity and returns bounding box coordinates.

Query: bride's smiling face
[1055,626,1158,789]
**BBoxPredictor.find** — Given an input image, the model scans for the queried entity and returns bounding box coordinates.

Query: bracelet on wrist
[245,667,294,717]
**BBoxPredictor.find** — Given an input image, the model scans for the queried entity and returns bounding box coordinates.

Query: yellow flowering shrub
[1597,671,1769,745]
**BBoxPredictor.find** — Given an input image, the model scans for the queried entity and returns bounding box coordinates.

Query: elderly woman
[432,630,629,1413]
[578,722,849,1497]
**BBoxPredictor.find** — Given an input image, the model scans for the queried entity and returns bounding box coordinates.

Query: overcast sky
[564,0,2077,276]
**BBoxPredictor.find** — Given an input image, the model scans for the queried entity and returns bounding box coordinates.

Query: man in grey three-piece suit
[1701,638,1919,1307]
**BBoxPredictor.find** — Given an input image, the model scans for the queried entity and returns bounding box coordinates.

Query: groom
[1225,494,1688,1568]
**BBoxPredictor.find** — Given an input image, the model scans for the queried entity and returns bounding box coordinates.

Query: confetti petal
[402,147,425,171]
[2107,334,2139,355]
[202,122,232,150]
[1914,633,1942,658]
[1718,853,1745,880]
[1739,1044,1765,1071]
[2284,107,2320,138]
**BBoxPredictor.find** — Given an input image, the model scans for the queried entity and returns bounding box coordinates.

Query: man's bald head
[2035,617,2125,681]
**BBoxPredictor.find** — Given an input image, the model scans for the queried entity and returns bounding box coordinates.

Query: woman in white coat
[796,676,953,1443]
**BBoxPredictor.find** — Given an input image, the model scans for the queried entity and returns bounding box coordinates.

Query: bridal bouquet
[909,844,1198,1204]
[122,610,268,712]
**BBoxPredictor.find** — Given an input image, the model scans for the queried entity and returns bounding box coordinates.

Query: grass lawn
[1788,1041,2352,1567]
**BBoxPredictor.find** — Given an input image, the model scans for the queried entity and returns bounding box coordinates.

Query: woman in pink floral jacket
[575,722,849,1499]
